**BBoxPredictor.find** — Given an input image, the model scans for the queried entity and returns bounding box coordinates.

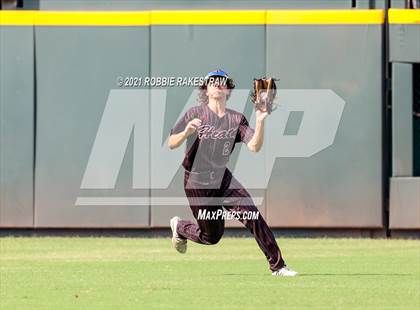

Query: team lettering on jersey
[197,125,237,140]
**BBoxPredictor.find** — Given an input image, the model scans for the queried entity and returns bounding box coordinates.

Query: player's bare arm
[247,109,268,153]
[168,118,202,149]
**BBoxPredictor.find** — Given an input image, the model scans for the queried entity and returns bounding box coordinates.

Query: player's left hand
[256,109,268,122]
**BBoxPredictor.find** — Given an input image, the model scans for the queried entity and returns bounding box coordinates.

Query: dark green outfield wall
[0,3,418,230]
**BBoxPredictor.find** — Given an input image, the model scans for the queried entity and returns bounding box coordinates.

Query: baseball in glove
[251,77,278,114]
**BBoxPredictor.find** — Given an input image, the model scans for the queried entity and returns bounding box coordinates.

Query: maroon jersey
[170,104,255,172]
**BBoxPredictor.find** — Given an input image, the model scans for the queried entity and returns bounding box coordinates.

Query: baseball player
[168,69,297,276]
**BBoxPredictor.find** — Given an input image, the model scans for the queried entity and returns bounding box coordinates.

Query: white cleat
[272,266,298,277]
[170,216,187,254]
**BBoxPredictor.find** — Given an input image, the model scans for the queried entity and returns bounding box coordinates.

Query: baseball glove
[251,77,278,114]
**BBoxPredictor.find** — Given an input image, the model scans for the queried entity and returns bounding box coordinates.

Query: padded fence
[0,6,418,230]
[414,64,420,177]
[389,8,420,230]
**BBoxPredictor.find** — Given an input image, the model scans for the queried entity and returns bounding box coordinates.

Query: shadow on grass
[222,273,412,277]
[299,273,412,277]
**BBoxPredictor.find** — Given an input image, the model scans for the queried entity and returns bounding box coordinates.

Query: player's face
[206,77,229,100]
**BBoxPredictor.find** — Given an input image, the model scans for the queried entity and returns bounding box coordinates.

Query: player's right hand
[184,118,202,136]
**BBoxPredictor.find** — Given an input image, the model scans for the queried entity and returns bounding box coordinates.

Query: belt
[185,169,226,180]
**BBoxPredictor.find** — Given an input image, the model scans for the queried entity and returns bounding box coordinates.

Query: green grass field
[0,237,419,310]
